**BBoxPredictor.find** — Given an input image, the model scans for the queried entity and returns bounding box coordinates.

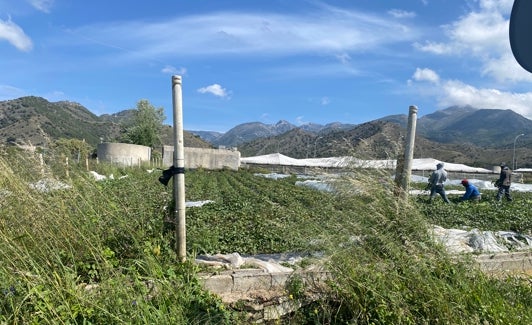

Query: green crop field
[1,147,531,324]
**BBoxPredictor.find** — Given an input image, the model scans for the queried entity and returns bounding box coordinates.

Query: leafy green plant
[415,188,532,235]
[286,274,306,300]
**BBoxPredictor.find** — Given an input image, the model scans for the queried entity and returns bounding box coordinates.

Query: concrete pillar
[399,105,418,197]
[172,75,187,262]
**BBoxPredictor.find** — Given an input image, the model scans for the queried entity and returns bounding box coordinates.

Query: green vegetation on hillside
[0,96,213,149]
[0,148,530,324]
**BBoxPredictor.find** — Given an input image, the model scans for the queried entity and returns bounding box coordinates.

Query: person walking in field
[496,163,512,201]
[428,162,450,203]
[460,179,481,202]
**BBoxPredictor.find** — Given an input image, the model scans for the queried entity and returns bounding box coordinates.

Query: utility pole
[172,75,186,262]
[396,105,418,198]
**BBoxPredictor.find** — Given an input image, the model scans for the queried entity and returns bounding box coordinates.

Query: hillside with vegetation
[0,147,530,323]
[414,106,532,146]
[0,97,212,149]
[239,120,532,169]
[0,96,121,146]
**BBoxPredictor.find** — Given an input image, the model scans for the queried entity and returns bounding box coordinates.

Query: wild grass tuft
[0,149,239,324]
[316,170,531,324]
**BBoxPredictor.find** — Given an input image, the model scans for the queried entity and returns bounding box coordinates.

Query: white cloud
[0,84,26,99]
[408,0,532,119]
[259,113,271,124]
[413,41,453,55]
[412,68,440,84]
[28,0,54,13]
[439,80,532,119]
[478,0,513,13]
[0,85,66,103]
[335,53,351,64]
[409,77,532,119]
[161,65,187,75]
[197,84,229,98]
[0,17,33,51]
[482,53,532,83]
[445,9,508,55]
[295,116,306,125]
[67,5,419,62]
[321,97,330,105]
[388,9,416,19]
[414,0,527,82]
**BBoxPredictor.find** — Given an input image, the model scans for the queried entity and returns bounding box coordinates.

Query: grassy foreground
[0,148,531,324]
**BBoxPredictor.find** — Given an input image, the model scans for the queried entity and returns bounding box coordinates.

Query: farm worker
[460,179,481,202]
[427,162,450,203]
[495,163,512,202]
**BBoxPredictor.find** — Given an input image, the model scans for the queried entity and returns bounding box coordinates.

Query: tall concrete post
[400,105,418,198]
[172,75,187,262]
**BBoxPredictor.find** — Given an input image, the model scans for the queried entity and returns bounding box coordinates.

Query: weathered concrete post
[172,75,187,262]
[396,105,418,198]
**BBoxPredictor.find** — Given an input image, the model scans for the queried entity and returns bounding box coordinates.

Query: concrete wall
[97,143,151,166]
[162,146,240,170]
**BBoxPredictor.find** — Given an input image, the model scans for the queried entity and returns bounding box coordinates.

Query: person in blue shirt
[460,179,481,202]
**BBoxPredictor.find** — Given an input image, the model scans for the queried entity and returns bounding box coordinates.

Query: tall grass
[0,149,238,324]
[315,171,532,324]
[1,147,530,324]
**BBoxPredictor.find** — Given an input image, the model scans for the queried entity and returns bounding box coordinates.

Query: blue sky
[1,0,531,132]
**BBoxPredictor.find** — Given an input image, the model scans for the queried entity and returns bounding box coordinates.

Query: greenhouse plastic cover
[241,154,494,173]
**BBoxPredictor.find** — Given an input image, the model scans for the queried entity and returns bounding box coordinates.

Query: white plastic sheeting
[253,171,532,193]
[295,179,335,192]
[195,252,299,272]
[28,179,72,192]
[186,200,214,207]
[432,226,532,254]
[410,175,532,193]
[254,172,291,179]
[196,228,532,272]
[241,154,493,173]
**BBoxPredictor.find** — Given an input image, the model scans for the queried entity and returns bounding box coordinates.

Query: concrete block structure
[96,143,240,170]
[97,143,151,166]
[162,146,240,170]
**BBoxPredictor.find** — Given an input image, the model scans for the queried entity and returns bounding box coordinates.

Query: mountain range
[192,105,532,149]
[1,96,531,168]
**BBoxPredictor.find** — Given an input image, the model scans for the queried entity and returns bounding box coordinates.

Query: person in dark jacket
[460,179,481,202]
[428,162,450,203]
[496,163,512,201]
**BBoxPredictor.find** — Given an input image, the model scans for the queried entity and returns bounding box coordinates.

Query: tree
[121,99,166,148]
[52,138,93,161]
